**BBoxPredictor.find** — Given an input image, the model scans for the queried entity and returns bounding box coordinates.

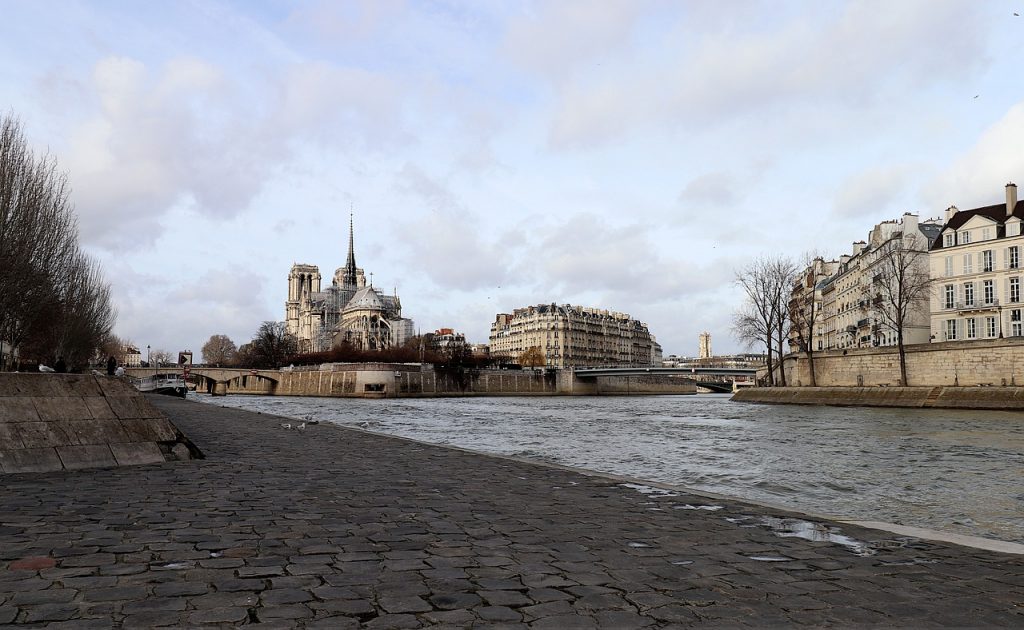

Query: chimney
[852,241,866,255]
[945,205,958,222]
[1008,182,1018,217]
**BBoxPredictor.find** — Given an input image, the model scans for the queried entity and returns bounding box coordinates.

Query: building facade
[285,217,414,354]
[488,303,658,368]
[815,213,940,350]
[929,183,1024,342]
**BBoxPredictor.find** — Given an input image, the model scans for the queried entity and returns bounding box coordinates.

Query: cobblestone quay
[2,397,1022,628]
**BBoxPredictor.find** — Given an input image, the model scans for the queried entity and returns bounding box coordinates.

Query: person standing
[106,355,116,376]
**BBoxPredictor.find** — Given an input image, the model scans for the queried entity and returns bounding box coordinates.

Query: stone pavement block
[378,594,431,613]
[82,585,148,601]
[31,396,93,421]
[12,588,77,605]
[22,603,80,622]
[187,606,250,624]
[109,442,166,466]
[56,445,117,470]
[106,396,163,422]
[0,397,40,423]
[68,419,131,445]
[362,613,421,628]
[531,614,598,629]
[14,421,76,448]
[0,447,63,473]
[64,376,103,397]
[0,606,14,624]
[476,605,523,622]
[81,397,116,421]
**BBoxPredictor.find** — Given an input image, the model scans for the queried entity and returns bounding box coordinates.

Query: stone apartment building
[929,183,1024,342]
[488,303,660,368]
[813,213,941,350]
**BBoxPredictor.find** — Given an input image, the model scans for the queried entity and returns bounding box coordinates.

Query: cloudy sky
[3,1,1024,358]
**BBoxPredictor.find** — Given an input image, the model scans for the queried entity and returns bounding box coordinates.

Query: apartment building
[816,213,940,350]
[488,303,658,368]
[929,183,1024,341]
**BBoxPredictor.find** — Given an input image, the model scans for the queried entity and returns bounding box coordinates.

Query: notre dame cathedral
[285,217,415,353]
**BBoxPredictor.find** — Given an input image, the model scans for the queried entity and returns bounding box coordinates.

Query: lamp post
[147,345,151,374]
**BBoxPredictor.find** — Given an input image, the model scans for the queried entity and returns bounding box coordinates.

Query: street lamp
[147,345,151,372]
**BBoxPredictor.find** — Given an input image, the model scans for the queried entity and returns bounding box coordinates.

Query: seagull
[39,364,55,373]
[280,423,292,429]
[297,422,306,430]
[974,95,979,99]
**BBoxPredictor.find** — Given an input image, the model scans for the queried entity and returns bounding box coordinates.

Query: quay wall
[214,365,697,398]
[781,338,1024,387]
[734,386,1024,410]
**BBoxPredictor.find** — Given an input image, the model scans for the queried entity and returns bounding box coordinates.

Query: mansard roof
[931,200,1024,251]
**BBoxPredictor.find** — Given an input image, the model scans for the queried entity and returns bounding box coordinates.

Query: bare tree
[248,321,298,368]
[0,113,114,370]
[151,349,173,367]
[201,334,238,366]
[788,254,830,387]
[871,232,932,386]
[734,256,795,386]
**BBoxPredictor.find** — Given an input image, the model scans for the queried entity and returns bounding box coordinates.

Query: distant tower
[698,331,712,359]
[343,213,358,287]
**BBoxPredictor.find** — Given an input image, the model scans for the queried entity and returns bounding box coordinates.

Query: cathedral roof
[344,286,385,312]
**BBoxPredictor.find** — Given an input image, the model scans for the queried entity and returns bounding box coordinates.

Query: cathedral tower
[343,214,358,287]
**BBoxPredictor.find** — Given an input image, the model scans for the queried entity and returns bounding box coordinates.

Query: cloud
[502,0,648,81]
[927,101,1024,209]
[391,163,511,291]
[542,1,989,148]
[833,165,914,218]
[678,172,740,208]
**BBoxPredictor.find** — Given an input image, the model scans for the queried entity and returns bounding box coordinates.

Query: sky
[2,0,1024,358]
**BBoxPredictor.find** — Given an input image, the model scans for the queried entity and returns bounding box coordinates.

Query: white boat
[132,375,188,398]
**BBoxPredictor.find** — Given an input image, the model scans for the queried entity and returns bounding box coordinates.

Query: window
[983,250,994,272]
[945,319,958,340]
[984,279,995,304]
[944,284,955,309]
[963,253,973,274]
[1009,223,1020,237]
[964,282,975,306]
[961,231,971,245]
[1012,277,1020,303]
[1013,309,1022,337]
[966,318,976,339]
[944,233,955,247]
[945,256,954,277]
[986,316,997,338]
[983,227,992,240]
[1010,246,1020,269]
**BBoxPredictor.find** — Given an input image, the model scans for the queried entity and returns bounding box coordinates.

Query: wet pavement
[1,396,1023,628]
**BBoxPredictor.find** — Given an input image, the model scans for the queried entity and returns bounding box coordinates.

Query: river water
[192,393,1024,544]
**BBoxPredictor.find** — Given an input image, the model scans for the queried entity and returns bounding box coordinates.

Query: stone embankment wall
[734,386,1024,410]
[216,364,697,398]
[0,374,199,473]
[781,338,1024,387]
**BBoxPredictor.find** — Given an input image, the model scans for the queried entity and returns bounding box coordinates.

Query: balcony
[856,318,871,328]
[945,300,999,311]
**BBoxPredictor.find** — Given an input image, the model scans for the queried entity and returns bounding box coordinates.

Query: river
[192,393,1024,544]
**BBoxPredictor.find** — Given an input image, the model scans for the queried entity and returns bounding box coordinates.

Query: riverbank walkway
[2,397,1022,628]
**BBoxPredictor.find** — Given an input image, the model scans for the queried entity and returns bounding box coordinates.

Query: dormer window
[961,231,971,245]
[944,233,954,247]
[1009,222,1021,237]
[983,227,992,240]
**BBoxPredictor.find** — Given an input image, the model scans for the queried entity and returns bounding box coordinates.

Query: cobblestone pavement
[2,396,1023,628]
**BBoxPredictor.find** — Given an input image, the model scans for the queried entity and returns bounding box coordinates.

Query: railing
[945,300,999,311]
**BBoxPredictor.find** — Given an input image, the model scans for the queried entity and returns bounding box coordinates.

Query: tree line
[200,323,491,370]
[0,114,114,371]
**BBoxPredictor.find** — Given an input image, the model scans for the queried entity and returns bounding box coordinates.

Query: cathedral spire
[344,211,358,286]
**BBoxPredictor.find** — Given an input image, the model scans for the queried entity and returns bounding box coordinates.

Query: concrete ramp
[0,373,201,474]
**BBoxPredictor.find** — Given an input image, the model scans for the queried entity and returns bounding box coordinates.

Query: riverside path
[1,397,1022,628]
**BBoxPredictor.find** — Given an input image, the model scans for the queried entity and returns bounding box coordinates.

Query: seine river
[193,393,1024,544]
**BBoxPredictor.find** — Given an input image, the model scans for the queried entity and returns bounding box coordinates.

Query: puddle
[627,541,652,548]
[673,504,725,511]
[620,483,679,497]
[670,559,694,566]
[726,515,879,557]
[749,555,791,562]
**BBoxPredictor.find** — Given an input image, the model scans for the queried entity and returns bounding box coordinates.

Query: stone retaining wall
[781,338,1024,387]
[733,386,1024,410]
[0,374,200,474]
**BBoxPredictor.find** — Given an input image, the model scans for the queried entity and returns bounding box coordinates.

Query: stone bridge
[124,367,280,395]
